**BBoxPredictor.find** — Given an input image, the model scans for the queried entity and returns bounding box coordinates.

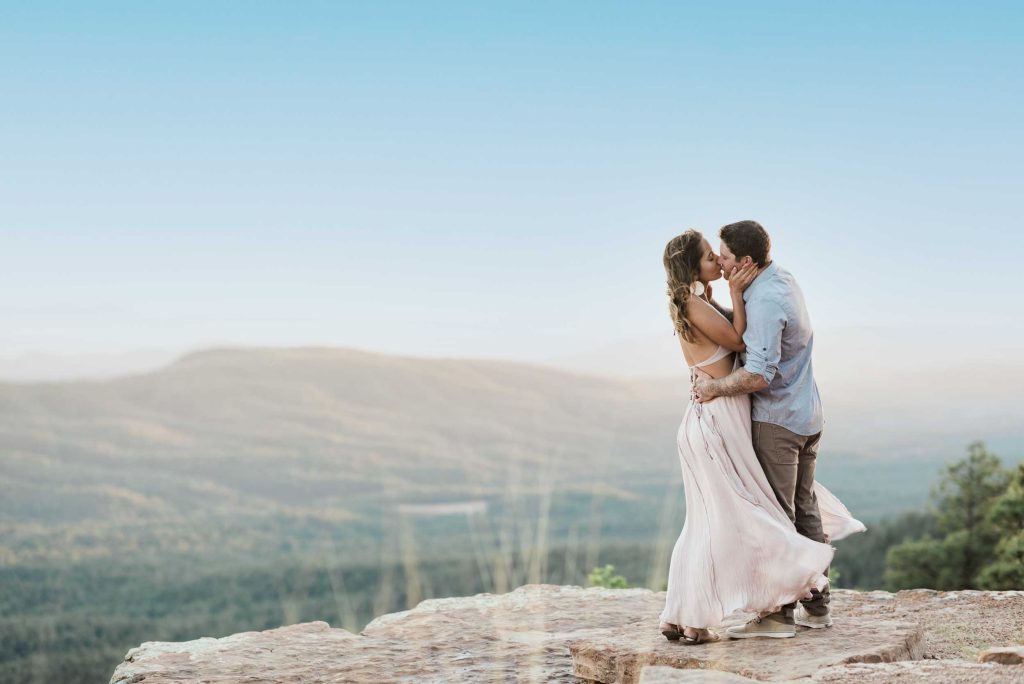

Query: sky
[2,1,1022,369]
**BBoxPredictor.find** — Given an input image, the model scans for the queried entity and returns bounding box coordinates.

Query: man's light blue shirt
[741,262,823,436]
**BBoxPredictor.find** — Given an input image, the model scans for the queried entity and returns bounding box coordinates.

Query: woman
[657,229,863,644]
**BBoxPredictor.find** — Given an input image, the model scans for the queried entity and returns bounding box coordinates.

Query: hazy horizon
[3,318,1022,383]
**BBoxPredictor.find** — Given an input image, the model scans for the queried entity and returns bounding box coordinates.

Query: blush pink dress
[659,345,865,629]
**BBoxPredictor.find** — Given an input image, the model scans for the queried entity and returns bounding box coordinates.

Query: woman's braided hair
[663,230,704,343]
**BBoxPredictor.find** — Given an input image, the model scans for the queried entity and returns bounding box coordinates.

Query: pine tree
[933,441,1009,588]
[884,442,1009,590]
[977,463,1024,589]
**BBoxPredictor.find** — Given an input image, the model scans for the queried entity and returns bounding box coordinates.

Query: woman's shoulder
[689,295,731,323]
[687,294,717,314]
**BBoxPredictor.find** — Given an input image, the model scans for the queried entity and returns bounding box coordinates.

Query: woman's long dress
[659,346,865,629]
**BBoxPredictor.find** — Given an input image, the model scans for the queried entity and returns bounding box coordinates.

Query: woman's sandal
[661,623,720,644]
[660,622,683,641]
[681,628,721,645]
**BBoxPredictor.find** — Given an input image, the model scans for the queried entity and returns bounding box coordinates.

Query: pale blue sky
[2,1,1021,362]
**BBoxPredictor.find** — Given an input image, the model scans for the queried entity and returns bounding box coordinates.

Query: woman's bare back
[678,328,736,379]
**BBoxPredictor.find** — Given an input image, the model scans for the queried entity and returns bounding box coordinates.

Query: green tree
[978,463,1024,589]
[833,511,938,589]
[987,463,1024,533]
[884,442,1010,590]
[977,534,1024,589]
[884,536,955,590]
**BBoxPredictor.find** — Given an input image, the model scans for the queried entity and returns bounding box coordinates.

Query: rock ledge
[109,585,1024,683]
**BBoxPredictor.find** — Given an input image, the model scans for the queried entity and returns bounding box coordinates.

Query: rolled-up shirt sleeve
[743,302,785,385]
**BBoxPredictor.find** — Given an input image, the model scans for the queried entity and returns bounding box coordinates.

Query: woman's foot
[660,623,720,644]
[659,622,683,640]
[681,627,720,644]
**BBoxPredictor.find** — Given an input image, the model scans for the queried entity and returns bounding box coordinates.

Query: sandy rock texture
[833,588,1024,661]
[108,585,1024,684]
[568,608,922,682]
[979,645,1024,664]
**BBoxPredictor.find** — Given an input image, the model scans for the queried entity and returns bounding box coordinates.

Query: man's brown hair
[719,220,771,268]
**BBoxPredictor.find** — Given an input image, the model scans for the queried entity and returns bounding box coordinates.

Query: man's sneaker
[794,603,833,629]
[725,613,796,639]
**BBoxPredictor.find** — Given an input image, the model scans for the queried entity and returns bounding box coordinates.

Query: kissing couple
[657,220,865,644]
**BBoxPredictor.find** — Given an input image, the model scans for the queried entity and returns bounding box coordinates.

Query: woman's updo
[663,230,704,343]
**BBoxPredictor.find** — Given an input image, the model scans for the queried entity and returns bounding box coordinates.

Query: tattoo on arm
[707,369,766,397]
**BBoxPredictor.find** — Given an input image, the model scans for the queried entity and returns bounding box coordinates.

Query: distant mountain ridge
[1,345,1020,569]
[0,346,683,566]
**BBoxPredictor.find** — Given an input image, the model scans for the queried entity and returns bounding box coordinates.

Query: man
[693,220,831,638]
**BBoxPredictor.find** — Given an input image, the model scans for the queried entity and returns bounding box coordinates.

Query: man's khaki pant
[751,421,831,617]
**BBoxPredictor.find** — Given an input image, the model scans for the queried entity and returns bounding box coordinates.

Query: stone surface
[642,660,1024,684]
[833,588,1024,661]
[979,645,1024,665]
[639,666,759,682]
[110,585,662,684]
[812,660,1023,683]
[569,614,922,683]
[109,584,1024,684]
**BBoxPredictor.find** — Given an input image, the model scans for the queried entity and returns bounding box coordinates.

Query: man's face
[718,241,751,279]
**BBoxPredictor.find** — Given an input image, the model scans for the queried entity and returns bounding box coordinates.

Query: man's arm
[694,300,784,403]
[694,368,767,402]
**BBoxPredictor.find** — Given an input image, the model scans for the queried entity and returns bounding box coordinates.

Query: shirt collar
[742,261,778,303]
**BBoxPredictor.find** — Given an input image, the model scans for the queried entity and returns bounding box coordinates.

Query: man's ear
[740,255,754,267]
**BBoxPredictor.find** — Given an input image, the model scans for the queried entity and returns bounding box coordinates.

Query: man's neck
[743,261,773,302]
[752,260,772,281]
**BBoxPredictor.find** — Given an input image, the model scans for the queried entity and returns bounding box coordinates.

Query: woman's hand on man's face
[728,263,758,293]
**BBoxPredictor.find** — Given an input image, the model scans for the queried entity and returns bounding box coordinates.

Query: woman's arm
[688,266,757,351]
[710,299,734,323]
[687,297,746,352]
[693,299,783,403]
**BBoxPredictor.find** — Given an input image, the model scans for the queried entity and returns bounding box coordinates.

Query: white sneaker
[794,603,832,628]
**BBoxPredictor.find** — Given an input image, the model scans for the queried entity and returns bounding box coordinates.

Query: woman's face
[698,238,723,283]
